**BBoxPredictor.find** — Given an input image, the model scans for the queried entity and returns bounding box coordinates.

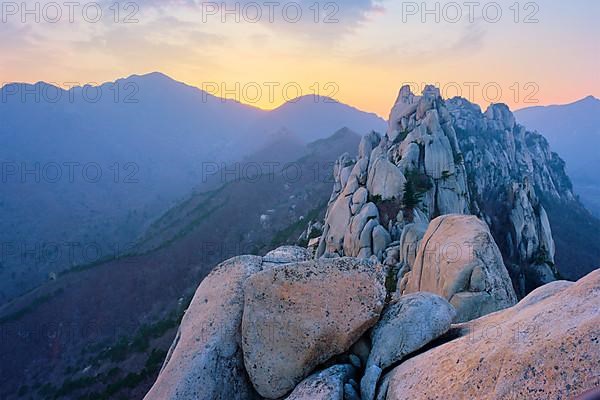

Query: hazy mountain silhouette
[0,72,385,302]
[0,128,361,400]
[515,96,600,215]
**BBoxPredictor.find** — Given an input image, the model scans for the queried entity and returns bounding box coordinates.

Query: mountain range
[515,96,600,216]
[0,73,598,399]
[0,73,385,302]
[0,127,361,400]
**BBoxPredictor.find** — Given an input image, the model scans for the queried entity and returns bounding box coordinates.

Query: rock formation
[145,86,599,400]
[317,85,577,298]
[146,251,599,400]
[262,246,312,268]
[448,97,570,296]
[398,215,517,322]
[242,258,386,399]
[145,247,314,400]
[283,365,356,400]
[385,270,600,400]
[360,293,456,400]
[144,255,264,400]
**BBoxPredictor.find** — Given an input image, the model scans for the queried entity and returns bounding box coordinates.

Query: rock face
[318,85,579,297]
[284,365,355,400]
[447,97,570,297]
[242,258,387,399]
[400,215,517,322]
[262,245,312,268]
[386,269,600,400]
[145,86,597,400]
[318,85,469,261]
[361,293,456,400]
[144,256,263,400]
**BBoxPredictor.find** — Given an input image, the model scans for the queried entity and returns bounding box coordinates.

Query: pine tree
[402,178,422,211]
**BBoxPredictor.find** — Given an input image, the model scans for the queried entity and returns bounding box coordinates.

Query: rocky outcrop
[241,258,386,399]
[447,97,570,296]
[284,365,356,400]
[360,293,456,400]
[386,269,600,400]
[144,256,263,400]
[318,85,574,297]
[145,86,598,400]
[399,215,517,322]
[318,85,470,261]
[146,253,598,400]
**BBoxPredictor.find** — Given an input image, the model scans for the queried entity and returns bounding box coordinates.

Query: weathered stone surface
[447,96,576,293]
[320,194,352,255]
[263,246,313,268]
[350,337,371,367]
[344,203,379,257]
[284,365,355,400]
[344,383,361,400]
[360,293,456,400]
[317,84,586,300]
[374,373,392,400]
[360,365,382,400]
[144,256,263,400]
[388,85,419,134]
[366,155,406,201]
[424,130,455,180]
[358,219,379,258]
[398,223,428,270]
[386,270,600,400]
[401,214,517,322]
[359,131,381,160]
[351,158,369,185]
[242,258,387,399]
[396,141,420,172]
[372,225,391,260]
[351,187,368,214]
[484,103,516,131]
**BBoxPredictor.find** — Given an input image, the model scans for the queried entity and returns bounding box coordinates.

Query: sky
[1,0,598,117]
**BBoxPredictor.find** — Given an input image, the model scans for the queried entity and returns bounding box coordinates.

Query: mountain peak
[580,95,599,104]
[126,71,175,82]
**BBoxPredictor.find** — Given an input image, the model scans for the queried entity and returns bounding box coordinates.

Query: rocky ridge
[144,86,599,400]
[145,245,599,400]
[317,85,577,298]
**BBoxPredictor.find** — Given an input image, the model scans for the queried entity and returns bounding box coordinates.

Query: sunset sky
[1,0,598,117]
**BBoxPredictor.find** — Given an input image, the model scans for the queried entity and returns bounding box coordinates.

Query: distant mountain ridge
[515,95,600,216]
[0,128,362,400]
[0,72,386,303]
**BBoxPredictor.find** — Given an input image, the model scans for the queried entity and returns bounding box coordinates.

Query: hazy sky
[1,0,598,117]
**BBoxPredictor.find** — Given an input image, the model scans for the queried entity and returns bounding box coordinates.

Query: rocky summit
[318,85,578,298]
[145,86,600,400]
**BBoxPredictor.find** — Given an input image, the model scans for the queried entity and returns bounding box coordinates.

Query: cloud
[131,0,386,41]
[350,19,487,67]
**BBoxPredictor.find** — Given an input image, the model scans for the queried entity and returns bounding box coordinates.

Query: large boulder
[386,270,600,400]
[144,256,263,400]
[242,258,387,399]
[360,293,456,400]
[400,214,517,322]
[284,365,355,400]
